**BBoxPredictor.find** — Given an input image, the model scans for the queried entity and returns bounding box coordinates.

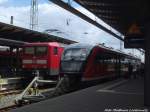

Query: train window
[36,46,47,56]
[122,58,130,64]
[95,54,103,63]
[95,52,116,64]
[64,50,71,57]
[54,47,58,55]
[63,48,87,60]
[72,49,85,57]
[24,47,34,55]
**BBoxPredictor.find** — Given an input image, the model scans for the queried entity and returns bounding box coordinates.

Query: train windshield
[24,46,47,56]
[36,46,47,56]
[63,48,87,60]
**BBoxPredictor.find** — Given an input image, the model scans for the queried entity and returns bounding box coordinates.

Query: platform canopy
[0,38,28,47]
[0,22,76,47]
[74,0,149,36]
[50,0,149,49]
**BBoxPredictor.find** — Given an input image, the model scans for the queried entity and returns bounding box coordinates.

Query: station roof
[0,22,76,47]
[74,0,150,36]
[0,38,28,47]
[50,0,146,52]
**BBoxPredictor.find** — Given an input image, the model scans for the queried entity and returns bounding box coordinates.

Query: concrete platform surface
[11,78,149,112]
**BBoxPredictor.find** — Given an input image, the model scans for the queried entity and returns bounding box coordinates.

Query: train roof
[65,43,140,61]
[64,43,94,50]
[98,44,140,61]
[23,42,64,47]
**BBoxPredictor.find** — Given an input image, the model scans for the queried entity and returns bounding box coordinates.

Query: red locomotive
[22,42,64,79]
[60,43,141,91]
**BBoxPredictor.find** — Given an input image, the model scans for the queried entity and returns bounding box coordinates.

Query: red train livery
[22,42,64,79]
[60,43,141,90]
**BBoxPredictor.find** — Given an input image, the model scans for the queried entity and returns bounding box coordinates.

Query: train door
[115,55,121,77]
[120,56,130,77]
[35,46,48,69]
[84,47,105,78]
[102,52,116,76]
[49,46,63,75]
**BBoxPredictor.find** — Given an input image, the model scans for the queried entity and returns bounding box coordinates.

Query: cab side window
[54,47,58,55]
[95,53,103,64]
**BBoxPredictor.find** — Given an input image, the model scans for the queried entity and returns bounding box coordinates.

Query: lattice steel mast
[30,0,38,30]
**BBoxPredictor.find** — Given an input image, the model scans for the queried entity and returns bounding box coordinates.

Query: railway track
[0,90,22,111]
[0,104,17,112]
[0,90,22,95]
[0,88,55,112]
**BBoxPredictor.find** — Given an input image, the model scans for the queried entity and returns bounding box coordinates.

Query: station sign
[127,23,142,35]
[124,34,144,48]
[124,23,144,48]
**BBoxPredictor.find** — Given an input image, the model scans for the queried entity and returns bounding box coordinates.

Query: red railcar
[60,43,141,91]
[22,42,64,79]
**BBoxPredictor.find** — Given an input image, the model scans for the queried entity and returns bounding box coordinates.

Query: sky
[0,0,144,61]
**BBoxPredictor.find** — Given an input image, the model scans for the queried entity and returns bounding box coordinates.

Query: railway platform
[0,77,23,91]
[11,77,149,112]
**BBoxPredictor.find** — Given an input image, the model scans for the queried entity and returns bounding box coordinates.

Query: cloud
[0,0,8,4]
[0,3,118,46]
[0,2,143,60]
[37,3,120,45]
[0,5,30,27]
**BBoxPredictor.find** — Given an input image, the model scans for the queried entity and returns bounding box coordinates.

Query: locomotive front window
[36,46,47,56]
[63,48,87,60]
[24,47,34,55]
